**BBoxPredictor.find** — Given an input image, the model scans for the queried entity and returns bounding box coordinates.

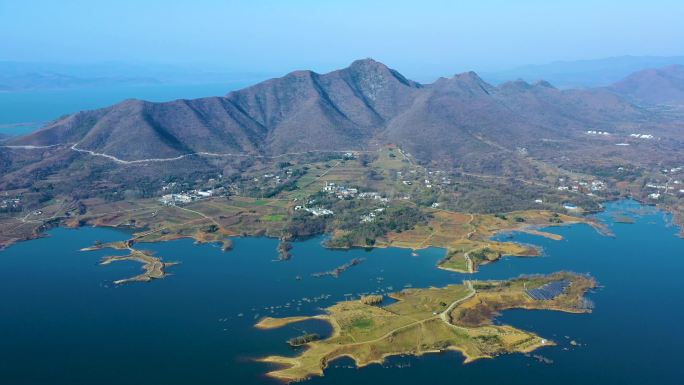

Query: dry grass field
[257,272,596,382]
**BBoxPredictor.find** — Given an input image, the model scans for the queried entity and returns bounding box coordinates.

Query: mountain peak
[341,58,421,89]
[499,79,533,91]
[348,57,388,70]
[533,80,555,88]
[498,79,556,92]
[453,71,485,83]
[453,71,494,90]
[431,70,494,94]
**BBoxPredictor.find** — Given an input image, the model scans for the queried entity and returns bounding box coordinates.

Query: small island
[256,272,596,382]
[83,241,178,284]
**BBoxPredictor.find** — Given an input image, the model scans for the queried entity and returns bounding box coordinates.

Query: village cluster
[585,130,656,140]
[644,167,684,200]
[629,133,654,139]
[661,166,682,174]
[254,169,295,184]
[294,205,334,217]
[556,177,606,195]
[398,169,451,189]
[586,130,611,136]
[159,187,225,206]
[360,207,386,223]
[0,197,22,212]
[322,182,392,201]
[293,182,392,218]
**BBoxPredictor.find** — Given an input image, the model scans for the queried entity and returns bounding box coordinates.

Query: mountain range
[13,58,681,173]
[1,57,683,236]
[482,55,684,88]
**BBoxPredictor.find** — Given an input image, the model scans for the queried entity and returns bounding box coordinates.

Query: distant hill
[0,61,270,91]
[10,59,648,172]
[0,72,162,92]
[482,56,684,88]
[607,65,684,106]
[0,62,161,91]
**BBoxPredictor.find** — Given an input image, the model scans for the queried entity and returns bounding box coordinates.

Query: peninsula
[256,272,596,382]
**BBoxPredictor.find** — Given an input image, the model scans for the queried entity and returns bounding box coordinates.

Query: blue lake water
[0,199,682,385]
[0,82,251,135]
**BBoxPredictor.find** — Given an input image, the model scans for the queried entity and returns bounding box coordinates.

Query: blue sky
[2,0,683,77]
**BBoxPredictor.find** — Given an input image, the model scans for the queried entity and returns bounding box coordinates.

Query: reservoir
[0,200,681,385]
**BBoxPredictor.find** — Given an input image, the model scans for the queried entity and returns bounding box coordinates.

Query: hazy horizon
[3,0,684,80]
[2,53,684,76]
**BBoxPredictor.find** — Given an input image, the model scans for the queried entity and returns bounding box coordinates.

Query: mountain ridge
[482,55,684,88]
[9,58,654,167]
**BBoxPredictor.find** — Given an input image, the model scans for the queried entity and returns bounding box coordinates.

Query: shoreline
[0,197,672,253]
[0,199,676,287]
[255,272,594,383]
